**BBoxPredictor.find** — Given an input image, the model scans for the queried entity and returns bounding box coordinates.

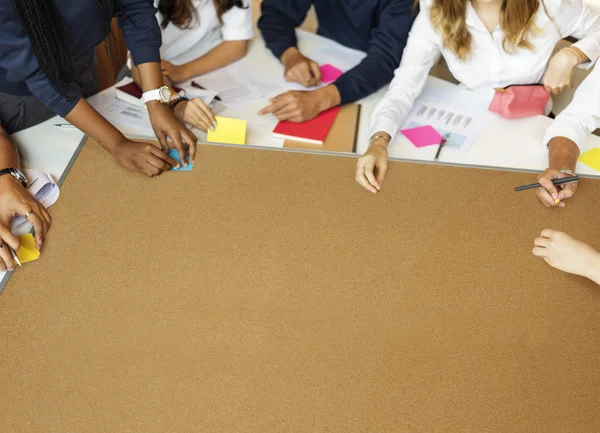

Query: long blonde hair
[420,0,545,60]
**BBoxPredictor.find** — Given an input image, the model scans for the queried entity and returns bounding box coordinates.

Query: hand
[535,168,578,208]
[355,139,389,193]
[111,139,180,177]
[147,102,198,166]
[174,98,217,132]
[161,60,191,84]
[281,47,321,88]
[542,48,580,95]
[533,230,600,279]
[0,175,51,270]
[258,90,324,122]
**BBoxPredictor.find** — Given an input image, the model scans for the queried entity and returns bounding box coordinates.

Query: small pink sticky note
[320,64,343,84]
[400,125,443,148]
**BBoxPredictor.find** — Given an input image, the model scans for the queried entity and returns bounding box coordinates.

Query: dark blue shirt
[258,0,416,104]
[0,0,161,117]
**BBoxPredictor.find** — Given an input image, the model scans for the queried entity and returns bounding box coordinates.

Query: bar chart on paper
[400,78,496,152]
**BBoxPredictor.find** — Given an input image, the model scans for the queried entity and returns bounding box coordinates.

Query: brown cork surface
[2,139,600,432]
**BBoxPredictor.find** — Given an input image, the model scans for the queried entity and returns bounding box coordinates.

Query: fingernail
[559,203,565,208]
[551,193,557,199]
[212,120,217,127]
[210,126,215,132]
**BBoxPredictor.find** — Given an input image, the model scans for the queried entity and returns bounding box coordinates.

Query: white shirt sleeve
[221,4,254,41]
[543,63,600,150]
[555,0,600,68]
[369,0,442,140]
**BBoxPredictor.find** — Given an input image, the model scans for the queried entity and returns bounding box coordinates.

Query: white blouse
[156,0,253,61]
[370,0,600,149]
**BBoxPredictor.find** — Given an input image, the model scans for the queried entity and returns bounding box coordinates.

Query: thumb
[309,61,322,82]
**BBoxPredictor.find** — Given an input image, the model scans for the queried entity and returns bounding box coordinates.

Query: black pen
[514,176,580,192]
[434,133,449,161]
[191,81,222,101]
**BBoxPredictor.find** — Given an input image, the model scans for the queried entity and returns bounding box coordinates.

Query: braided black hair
[10,0,114,95]
[159,0,247,29]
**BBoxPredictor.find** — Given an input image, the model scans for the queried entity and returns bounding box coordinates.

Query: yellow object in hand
[16,234,41,264]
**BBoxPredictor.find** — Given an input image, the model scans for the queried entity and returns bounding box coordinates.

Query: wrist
[559,48,581,68]
[316,85,341,112]
[585,252,600,284]
[281,47,300,67]
[0,172,22,190]
[548,137,579,172]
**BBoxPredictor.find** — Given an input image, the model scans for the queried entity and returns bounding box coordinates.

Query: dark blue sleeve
[335,0,416,104]
[115,0,162,66]
[258,0,314,60]
[0,2,80,117]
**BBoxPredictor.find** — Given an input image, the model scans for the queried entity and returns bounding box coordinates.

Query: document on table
[400,77,495,152]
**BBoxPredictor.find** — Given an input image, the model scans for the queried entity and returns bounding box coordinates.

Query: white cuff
[370,117,402,143]
[571,40,600,70]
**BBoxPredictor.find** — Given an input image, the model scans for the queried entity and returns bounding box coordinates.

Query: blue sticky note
[168,149,193,171]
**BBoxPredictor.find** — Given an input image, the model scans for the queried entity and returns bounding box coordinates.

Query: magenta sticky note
[400,125,443,148]
[320,64,343,84]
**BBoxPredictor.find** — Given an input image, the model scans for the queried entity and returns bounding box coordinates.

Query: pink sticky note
[400,125,443,148]
[320,64,343,84]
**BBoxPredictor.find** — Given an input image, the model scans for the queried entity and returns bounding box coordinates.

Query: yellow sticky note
[16,234,40,264]
[207,116,247,145]
[579,147,600,172]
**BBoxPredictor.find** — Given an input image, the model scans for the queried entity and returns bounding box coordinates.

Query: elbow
[228,40,250,62]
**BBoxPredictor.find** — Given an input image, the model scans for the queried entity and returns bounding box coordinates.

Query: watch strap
[0,168,27,188]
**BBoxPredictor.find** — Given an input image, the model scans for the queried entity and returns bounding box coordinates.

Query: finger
[293,64,312,87]
[155,131,169,152]
[276,110,303,122]
[363,159,380,191]
[532,246,548,257]
[355,165,377,193]
[196,100,217,127]
[0,241,15,271]
[186,110,211,131]
[146,152,172,173]
[538,176,559,201]
[149,145,179,169]
[540,229,556,239]
[181,128,198,164]
[534,237,550,248]
[190,103,214,131]
[309,61,322,83]
[166,131,187,167]
[0,225,19,252]
[18,204,46,248]
[558,182,578,200]
[376,162,388,186]
[543,83,552,94]
[258,96,292,115]
[536,187,556,208]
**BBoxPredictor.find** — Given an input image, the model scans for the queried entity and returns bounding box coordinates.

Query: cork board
[2,139,600,432]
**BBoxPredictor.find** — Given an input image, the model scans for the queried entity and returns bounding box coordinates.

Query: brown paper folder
[283,104,361,153]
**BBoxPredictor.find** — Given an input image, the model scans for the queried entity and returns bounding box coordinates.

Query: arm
[536,62,600,207]
[368,0,442,142]
[334,0,416,105]
[257,0,313,60]
[355,0,442,193]
[163,40,249,82]
[0,125,51,263]
[556,0,600,67]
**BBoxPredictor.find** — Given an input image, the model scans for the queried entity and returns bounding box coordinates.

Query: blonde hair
[419,0,545,60]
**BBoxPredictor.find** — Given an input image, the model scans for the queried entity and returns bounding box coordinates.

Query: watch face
[159,86,172,102]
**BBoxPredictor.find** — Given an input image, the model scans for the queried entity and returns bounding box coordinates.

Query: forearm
[585,253,600,285]
[313,85,341,112]
[547,137,580,172]
[0,126,20,169]
[181,40,249,79]
[64,99,126,153]
[136,62,164,91]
